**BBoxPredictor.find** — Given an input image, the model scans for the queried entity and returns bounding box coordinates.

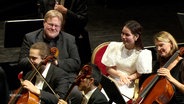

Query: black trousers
[76,30,92,66]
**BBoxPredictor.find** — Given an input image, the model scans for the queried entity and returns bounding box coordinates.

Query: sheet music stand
[177,12,184,32]
[100,75,126,104]
[4,19,44,48]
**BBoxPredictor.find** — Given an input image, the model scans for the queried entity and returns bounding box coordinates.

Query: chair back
[91,42,110,76]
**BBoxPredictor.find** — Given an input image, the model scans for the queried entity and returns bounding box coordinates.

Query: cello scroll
[64,65,92,101]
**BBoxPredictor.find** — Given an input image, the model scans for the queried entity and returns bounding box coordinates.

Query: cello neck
[163,50,180,68]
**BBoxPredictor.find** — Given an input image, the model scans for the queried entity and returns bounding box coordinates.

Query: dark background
[0,0,184,90]
[0,0,184,49]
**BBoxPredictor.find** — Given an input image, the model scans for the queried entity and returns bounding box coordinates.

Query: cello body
[8,86,39,104]
[137,74,174,104]
[16,91,39,104]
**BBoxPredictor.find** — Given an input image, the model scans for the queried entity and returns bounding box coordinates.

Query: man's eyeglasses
[46,22,61,28]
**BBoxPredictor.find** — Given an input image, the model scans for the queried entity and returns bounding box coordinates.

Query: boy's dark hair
[88,63,102,86]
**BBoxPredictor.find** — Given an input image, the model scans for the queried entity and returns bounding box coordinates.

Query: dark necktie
[50,40,56,47]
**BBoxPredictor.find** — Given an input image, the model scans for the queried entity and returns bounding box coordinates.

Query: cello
[127,47,184,104]
[8,47,59,104]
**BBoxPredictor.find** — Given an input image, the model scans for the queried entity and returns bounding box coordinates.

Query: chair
[91,42,110,76]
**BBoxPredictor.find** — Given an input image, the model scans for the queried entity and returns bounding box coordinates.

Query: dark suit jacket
[88,88,109,104]
[19,28,81,83]
[63,0,88,38]
[25,64,70,104]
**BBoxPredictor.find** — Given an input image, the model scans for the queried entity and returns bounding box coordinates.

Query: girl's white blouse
[101,42,152,75]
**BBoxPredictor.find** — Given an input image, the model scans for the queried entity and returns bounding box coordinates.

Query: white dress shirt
[35,63,51,90]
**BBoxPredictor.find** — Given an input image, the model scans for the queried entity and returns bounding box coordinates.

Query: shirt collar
[83,87,97,103]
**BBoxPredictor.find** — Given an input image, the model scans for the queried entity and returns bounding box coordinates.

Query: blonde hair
[154,31,178,55]
[44,10,63,24]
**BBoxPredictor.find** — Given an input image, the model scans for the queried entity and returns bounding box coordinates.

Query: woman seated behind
[153,31,184,104]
